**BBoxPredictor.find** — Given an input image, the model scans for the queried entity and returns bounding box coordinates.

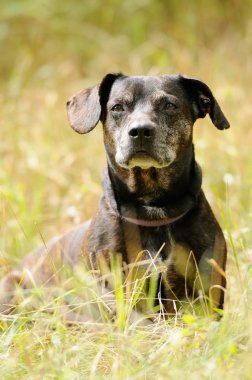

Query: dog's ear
[66,86,100,134]
[179,76,230,130]
[66,73,123,134]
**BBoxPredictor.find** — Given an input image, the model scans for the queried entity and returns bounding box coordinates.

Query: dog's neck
[103,144,202,222]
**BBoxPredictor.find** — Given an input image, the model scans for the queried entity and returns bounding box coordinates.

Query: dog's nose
[128,124,154,140]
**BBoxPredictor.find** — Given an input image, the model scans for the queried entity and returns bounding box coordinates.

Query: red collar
[121,210,188,227]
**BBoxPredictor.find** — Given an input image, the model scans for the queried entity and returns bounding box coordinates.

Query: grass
[1,0,252,378]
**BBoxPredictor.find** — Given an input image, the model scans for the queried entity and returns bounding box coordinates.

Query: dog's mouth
[115,145,176,170]
[122,150,165,170]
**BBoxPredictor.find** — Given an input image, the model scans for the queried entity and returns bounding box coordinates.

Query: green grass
[1,0,252,378]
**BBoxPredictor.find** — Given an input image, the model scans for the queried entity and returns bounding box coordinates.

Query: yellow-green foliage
[1,1,252,378]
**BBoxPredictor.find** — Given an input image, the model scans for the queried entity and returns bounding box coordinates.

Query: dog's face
[104,76,195,170]
[67,74,229,170]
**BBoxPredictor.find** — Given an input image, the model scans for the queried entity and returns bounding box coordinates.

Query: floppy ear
[179,76,230,130]
[66,73,123,134]
[66,86,100,134]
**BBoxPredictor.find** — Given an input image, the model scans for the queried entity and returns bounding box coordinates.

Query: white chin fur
[127,157,164,169]
[115,150,175,170]
[118,157,169,170]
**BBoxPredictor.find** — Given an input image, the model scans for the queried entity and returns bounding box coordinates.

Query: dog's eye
[111,104,124,112]
[164,102,177,110]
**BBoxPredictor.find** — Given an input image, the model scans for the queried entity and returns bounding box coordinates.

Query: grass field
[1,1,252,378]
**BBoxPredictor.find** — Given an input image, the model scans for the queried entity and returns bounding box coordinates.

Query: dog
[0,73,229,318]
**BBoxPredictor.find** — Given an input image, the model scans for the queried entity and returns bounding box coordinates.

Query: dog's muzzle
[118,123,162,169]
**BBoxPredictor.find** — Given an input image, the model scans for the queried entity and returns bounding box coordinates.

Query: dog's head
[67,74,229,170]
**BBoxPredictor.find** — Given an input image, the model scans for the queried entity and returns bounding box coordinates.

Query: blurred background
[0,0,251,271]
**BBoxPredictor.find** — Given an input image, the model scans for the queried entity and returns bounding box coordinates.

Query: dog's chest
[122,221,171,264]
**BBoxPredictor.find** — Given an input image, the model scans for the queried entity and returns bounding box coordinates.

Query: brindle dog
[0,74,229,316]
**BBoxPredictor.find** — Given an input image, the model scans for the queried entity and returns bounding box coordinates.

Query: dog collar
[103,161,202,228]
[120,210,188,227]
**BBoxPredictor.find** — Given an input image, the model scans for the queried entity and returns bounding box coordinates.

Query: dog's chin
[116,152,173,170]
